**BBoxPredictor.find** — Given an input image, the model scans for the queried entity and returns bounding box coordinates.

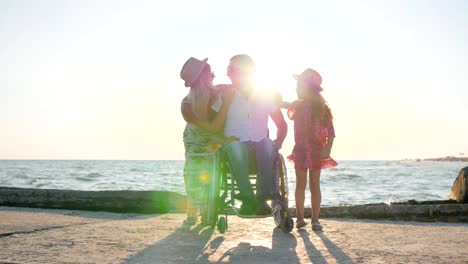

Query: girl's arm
[321,124,335,158]
[284,100,303,120]
[278,101,292,109]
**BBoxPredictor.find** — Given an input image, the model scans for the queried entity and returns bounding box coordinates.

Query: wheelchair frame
[205,151,294,233]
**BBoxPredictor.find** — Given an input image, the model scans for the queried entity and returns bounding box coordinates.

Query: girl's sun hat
[293,68,323,93]
[180,57,208,87]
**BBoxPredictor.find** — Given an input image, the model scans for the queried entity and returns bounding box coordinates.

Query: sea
[0,160,465,207]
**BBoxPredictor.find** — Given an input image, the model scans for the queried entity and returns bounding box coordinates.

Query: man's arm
[270,109,287,150]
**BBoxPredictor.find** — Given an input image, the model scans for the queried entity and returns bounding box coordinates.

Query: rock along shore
[1,187,467,222]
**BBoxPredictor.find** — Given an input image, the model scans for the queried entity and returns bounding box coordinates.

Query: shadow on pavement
[316,231,354,263]
[125,225,305,263]
[208,227,300,264]
[124,222,215,263]
[298,229,327,264]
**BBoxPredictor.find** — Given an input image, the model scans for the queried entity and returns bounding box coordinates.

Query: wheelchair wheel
[280,215,294,233]
[217,216,227,234]
[274,154,293,233]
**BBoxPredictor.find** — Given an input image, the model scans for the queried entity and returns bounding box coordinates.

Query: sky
[1,0,467,160]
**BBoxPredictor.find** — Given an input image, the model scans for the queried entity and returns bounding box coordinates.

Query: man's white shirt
[212,89,276,142]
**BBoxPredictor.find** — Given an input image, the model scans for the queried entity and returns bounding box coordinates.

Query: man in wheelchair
[214,54,288,215]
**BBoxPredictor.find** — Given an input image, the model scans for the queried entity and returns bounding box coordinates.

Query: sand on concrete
[0,206,467,264]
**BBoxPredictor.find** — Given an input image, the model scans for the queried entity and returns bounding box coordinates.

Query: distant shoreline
[404,156,468,162]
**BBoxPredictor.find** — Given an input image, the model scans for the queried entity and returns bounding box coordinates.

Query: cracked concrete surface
[1,207,468,263]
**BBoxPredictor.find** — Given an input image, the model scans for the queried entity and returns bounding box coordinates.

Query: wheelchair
[203,149,294,234]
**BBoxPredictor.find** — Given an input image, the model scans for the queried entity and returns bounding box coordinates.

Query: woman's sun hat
[293,68,323,93]
[180,57,208,87]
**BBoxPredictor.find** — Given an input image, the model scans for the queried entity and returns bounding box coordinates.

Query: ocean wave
[87,172,104,178]
[35,183,47,188]
[75,176,95,182]
[1,160,460,207]
[13,173,29,178]
[327,173,362,179]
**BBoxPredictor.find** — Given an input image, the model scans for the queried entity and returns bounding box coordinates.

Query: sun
[252,54,298,103]
[213,28,308,102]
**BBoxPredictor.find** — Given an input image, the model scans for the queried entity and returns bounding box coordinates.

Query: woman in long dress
[179,57,235,225]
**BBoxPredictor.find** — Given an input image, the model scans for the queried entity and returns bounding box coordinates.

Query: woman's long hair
[187,66,213,122]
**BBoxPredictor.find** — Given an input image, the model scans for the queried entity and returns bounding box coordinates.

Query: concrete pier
[1,187,467,222]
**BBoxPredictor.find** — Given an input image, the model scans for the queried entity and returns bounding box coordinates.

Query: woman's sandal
[312,219,323,231]
[183,216,197,226]
[296,220,307,229]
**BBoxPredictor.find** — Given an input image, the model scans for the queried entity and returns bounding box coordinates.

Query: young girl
[284,68,336,230]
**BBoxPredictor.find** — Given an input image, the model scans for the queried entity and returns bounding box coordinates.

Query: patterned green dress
[183,123,219,217]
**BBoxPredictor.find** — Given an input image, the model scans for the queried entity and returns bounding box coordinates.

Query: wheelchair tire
[274,153,291,228]
[280,215,294,233]
[274,208,281,227]
[217,216,227,234]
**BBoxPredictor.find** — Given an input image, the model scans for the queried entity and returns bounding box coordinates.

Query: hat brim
[293,73,324,92]
[185,58,209,87]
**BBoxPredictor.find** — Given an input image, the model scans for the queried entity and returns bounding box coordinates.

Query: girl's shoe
[312,219,323,231]
[296,220,307,229]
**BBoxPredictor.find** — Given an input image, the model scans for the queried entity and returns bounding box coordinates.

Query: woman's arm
[181,100,211,130]
[207,89,234,133]
[180,90,234,133]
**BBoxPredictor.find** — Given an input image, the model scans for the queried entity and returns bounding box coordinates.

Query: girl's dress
[287,100,336,169]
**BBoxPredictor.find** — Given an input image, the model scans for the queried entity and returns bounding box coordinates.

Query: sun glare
[255,57,304,103]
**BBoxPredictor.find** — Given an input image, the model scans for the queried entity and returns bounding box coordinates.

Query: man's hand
[270,109,287,151]
[222,88,236,106]
[224,136,239,145]
[273,139,282,150]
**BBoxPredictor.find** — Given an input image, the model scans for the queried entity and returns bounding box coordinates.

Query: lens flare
[200,173,209,183]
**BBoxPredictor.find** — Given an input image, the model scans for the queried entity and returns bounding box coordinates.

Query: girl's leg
[309,168,322,221]
[295,167,308,224]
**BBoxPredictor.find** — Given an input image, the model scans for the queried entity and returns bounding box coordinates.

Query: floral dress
[183,123,218,217]
[287,100,336,169]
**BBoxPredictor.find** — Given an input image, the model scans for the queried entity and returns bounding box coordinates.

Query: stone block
[449,167,468,203]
